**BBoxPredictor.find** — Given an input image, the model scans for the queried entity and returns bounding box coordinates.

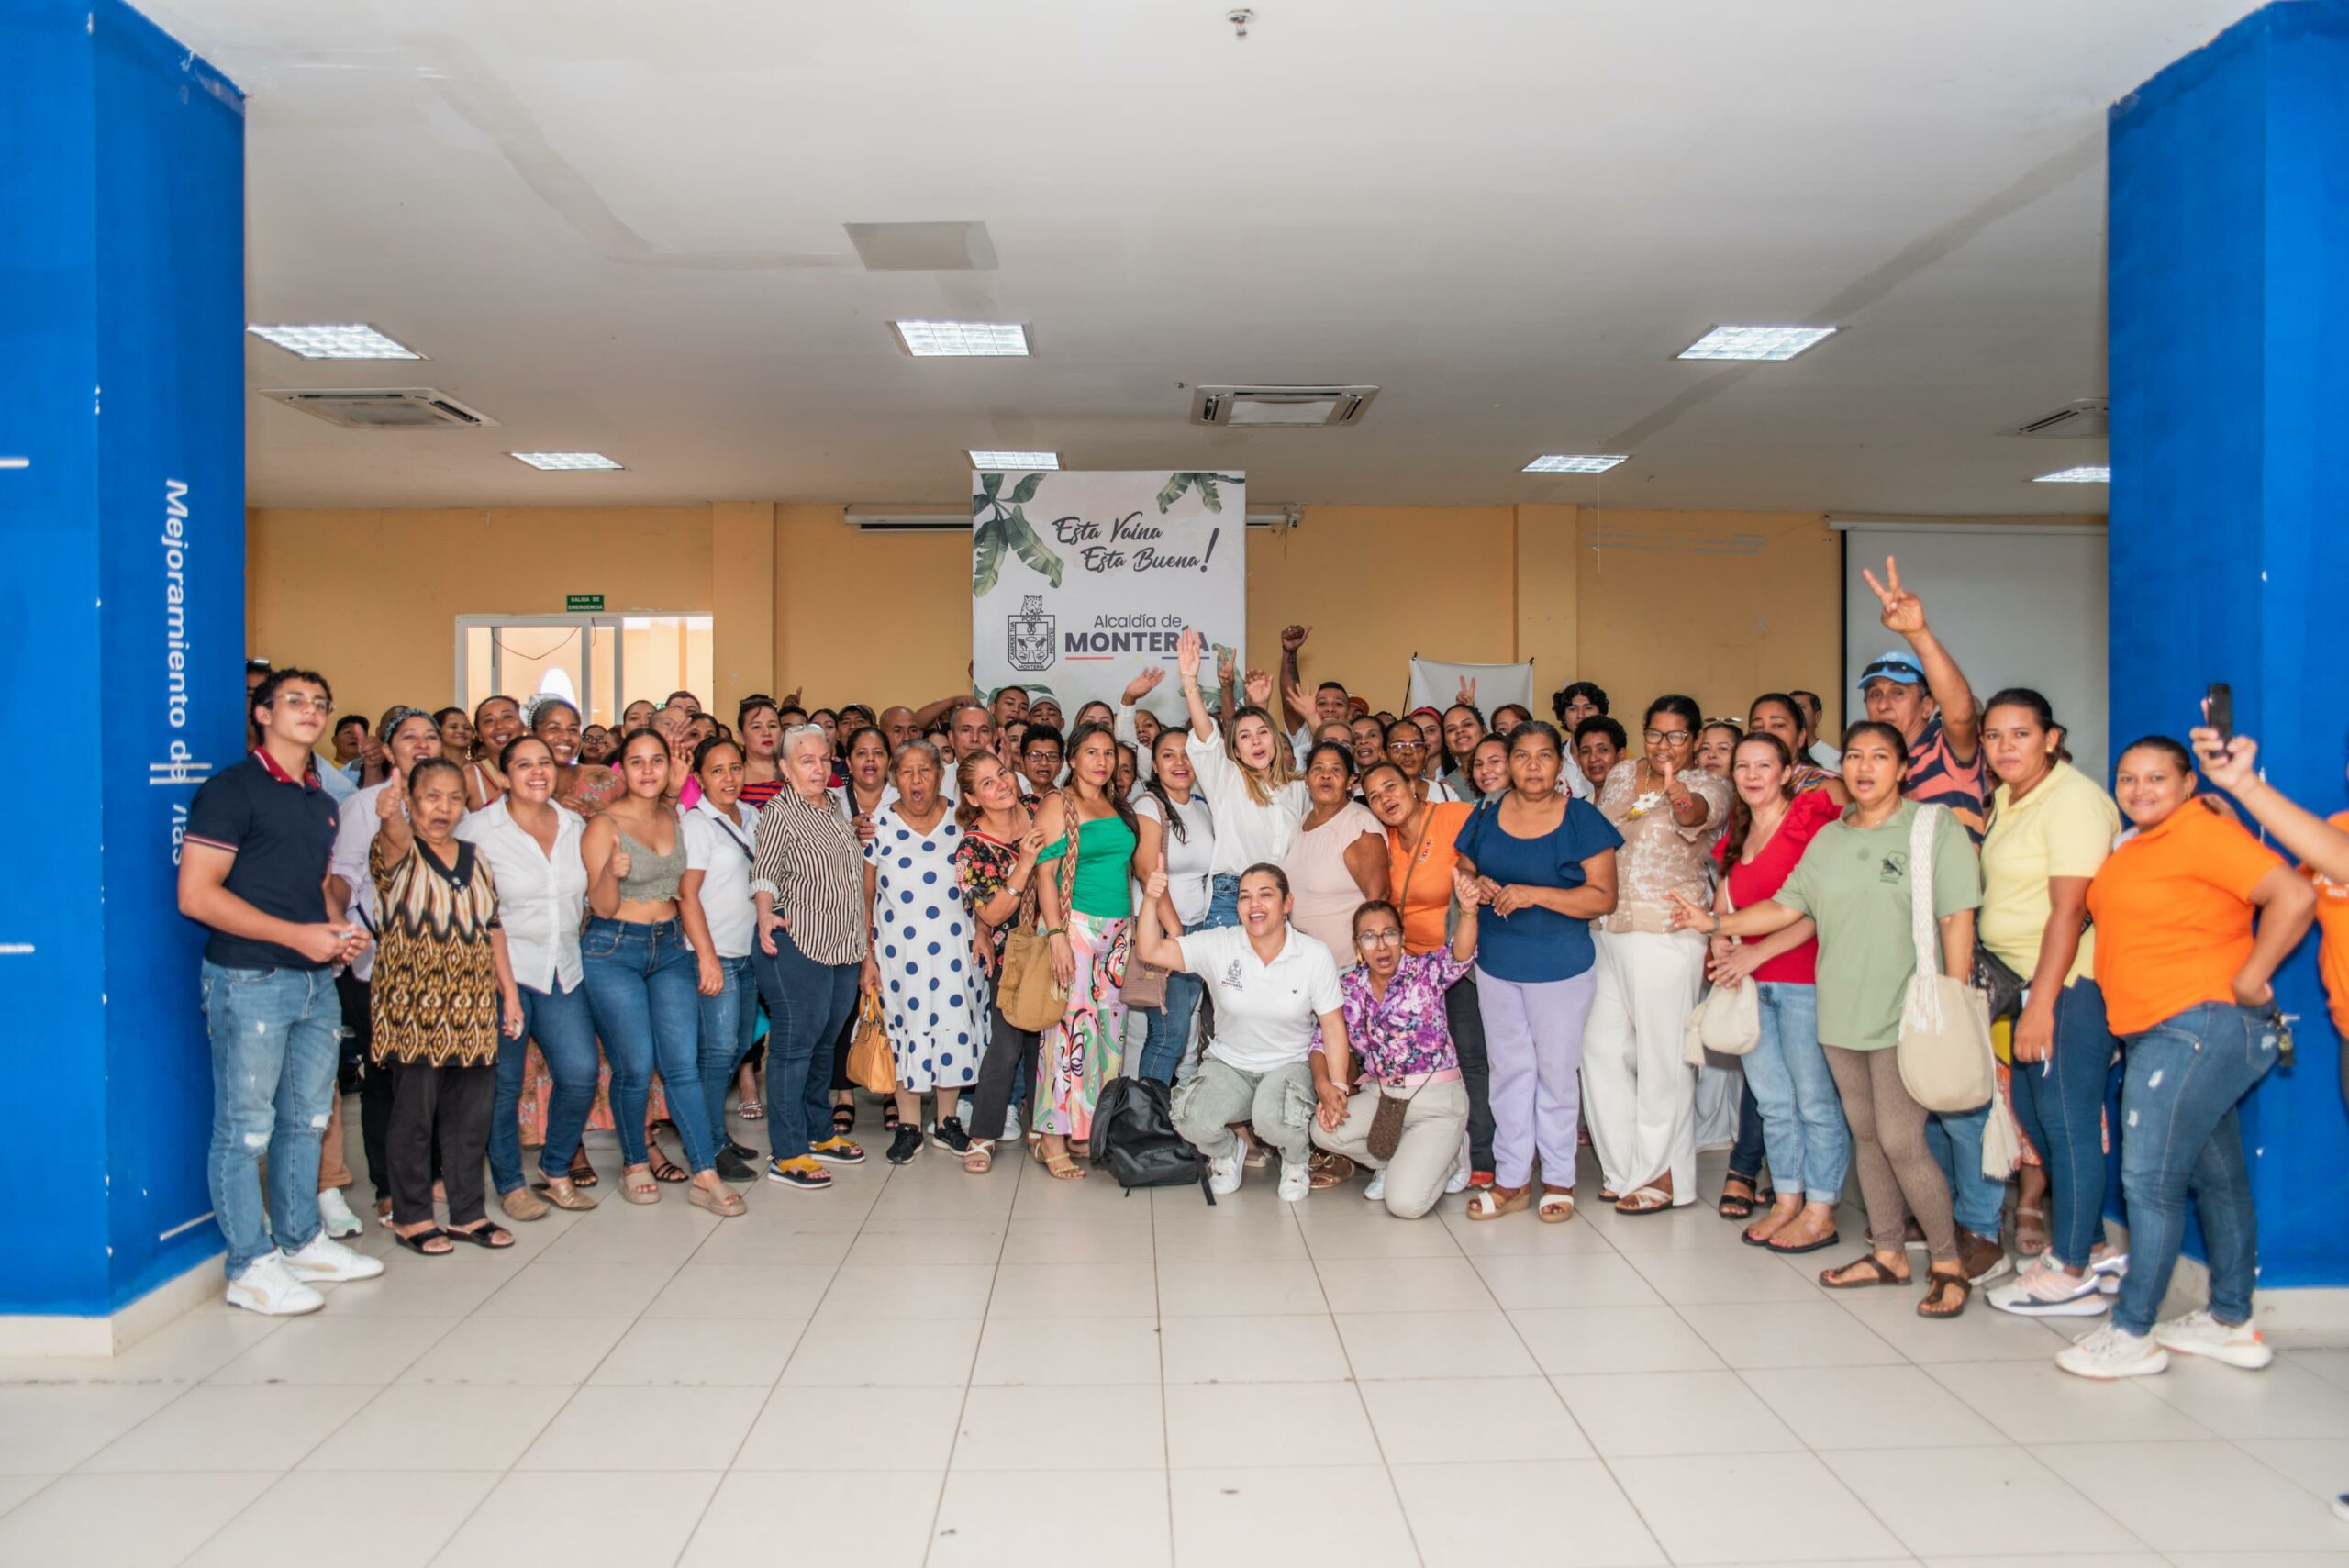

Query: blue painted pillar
[2109,0,2349,1289]
[1,0,245,1318]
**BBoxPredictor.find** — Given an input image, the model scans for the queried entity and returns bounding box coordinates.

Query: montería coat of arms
[1007,595,1056,673]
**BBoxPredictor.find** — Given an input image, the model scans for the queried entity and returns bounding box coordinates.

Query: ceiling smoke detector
[259,387,496,429]
[2004,398,2110,439]
[1190,384,1378,428]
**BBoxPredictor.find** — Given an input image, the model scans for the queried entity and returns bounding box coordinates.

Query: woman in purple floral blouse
[1310,866,1485,1218]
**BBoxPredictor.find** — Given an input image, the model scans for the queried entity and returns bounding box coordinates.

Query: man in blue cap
[1858,556,1986,840]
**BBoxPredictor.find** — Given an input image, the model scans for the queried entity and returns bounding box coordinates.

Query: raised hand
[1452,864,1486,907]
[2191,724,2262,796]
[1176,628,1203,684]
[1455,675,1476,707]
[1145,852,1170,903]
[1280,671,1312,719]
[1281,623,1312,652]
[1861,554,1928,638]
[1121,666,1167,706]
[1243,669,1273,709]
[607,841,633,883]
[1215,645,1237,686]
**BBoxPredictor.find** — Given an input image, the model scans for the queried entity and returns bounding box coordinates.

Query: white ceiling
[140,0,2259,513]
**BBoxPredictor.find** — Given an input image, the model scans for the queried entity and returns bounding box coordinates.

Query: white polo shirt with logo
[1174,924,1345,1074]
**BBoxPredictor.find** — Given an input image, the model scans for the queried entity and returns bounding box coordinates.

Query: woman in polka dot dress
[861,739,986,1163]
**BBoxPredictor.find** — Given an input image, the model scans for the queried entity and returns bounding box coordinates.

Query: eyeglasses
[1643,728,1691,746]
[1356,929,1404,948]
[274,693,333,716]
[1387,737,1426,752]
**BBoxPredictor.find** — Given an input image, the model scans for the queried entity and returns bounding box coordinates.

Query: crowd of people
[180,556,2347,1386]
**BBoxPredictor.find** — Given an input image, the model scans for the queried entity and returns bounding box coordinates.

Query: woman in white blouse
[1132,727,1218,1084]
[679,736,763,1184]
[454,735,599,1218]
[1175,628,1306,929]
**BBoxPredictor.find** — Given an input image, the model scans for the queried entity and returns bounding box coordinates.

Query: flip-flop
[1917,1272,1972,1318]
[1765,1227,1841,1256]
[1820,1253,1908,1289]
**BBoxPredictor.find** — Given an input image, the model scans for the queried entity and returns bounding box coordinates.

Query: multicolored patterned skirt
[1033,911,1130,1140]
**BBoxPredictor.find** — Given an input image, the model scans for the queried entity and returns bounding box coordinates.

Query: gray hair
[890,738,944,781]
[780,723,829,762]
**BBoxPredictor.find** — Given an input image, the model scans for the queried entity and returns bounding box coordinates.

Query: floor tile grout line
[1299,1198,1429,1568]
[916,1144,1021,1568]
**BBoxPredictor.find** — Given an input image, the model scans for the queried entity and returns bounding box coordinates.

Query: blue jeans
[492,978,599,1194]
[697,954,760,1156]
[1137,969,1205,1085]
[1742,982,1849,1204]
[1926,1100,2005,1238]
[2111,1000,2278,1337]
[200,962,340,1278]
[581,917,716,1173]
[2007,977,2120,1272]
[751,926,862,1162]
[1205,874,1241,930]
[1727,1078,1766,1184]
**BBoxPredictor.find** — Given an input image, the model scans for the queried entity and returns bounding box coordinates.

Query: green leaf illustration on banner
[971,472,1063,595]
[1002,506,1063,588]
[1157,472,1245,514]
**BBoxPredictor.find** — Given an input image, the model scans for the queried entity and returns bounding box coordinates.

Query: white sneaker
[2090,1248,2128,1295]
[224,1254,325,1317]
[1444,1165,1471,1195]
[1987,1258,2110,1318]
[1363,1170,1386,1204]
[2154,1307,2275,1370]
[2056,1323,2170,1380]
[1002,1108,1023,1141]
[1277,1160,1311,1202]
[317,1187,363,1240]
[1207,1149,1243,1196]
[281,1232,385,1284]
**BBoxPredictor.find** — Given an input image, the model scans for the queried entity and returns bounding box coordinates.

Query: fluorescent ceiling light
[1522,454,1627,474]
[969,450,1059,470]
[509,451,624,471]
[247,323,422,360]
[2032,465,2110,484]
[890,320,1030,357]
[1677,325,1837,361]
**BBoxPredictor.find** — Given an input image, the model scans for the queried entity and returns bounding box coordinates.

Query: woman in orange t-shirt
[2059,737,2315,1384]
[1364,762,1486,1185]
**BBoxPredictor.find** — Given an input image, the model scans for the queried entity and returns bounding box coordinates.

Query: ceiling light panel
[890,320,1030,357]
[509,451,624,471]
[247,323,422,360]
[969,450,1059,469]
[1522,454,1627,473]
[1676,325,1837,361]
[2032,466,2110,484]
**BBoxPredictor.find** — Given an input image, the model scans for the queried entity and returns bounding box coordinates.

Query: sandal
[647,1147,688,1184]
[1616,1184,1674,1217]
[738,1099,765,1121]
[535,1176,598,1212]
[963,1140,995,1175]
[620,1164,661,1205]
[1465,1185,1531,1221]
[1820,1253,1909,1290]
[1717,1174,1763,1221]
[883,1102,901,1132]
[443,1222,515,1249]
[1763,1218,1842,1256]
[567,1147,600,1188]
[688,1181,746,1218]
[394,1226,452,1256]
[1310,1151,1356,1191]
[831,1104,855,1136]
[1033,1141,1085,1181]
[2014,1204,2050,1258]
[1537,1188,1575,1224]
[1917,1271,1972,1318]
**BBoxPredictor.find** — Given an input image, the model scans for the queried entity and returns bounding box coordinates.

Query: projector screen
[1838,522,2110,783]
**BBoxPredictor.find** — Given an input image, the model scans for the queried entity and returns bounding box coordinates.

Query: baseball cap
[1858,651,1925,689]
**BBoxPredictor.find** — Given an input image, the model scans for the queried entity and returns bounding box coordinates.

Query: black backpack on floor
[1090,1076,1214,1204]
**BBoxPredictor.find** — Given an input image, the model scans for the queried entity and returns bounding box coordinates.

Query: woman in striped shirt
[751,723,874,1191]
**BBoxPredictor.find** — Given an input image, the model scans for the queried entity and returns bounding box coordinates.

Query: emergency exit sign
[566,594,604,612]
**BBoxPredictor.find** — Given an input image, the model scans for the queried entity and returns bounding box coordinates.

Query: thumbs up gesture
[1144,853,1169,902]
[607,841,632,882]
[375,767,406,821]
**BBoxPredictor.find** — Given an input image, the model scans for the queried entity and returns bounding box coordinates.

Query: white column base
[0,1250,224,1357]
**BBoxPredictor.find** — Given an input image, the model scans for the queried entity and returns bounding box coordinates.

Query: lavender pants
[1474,966,1598,1190]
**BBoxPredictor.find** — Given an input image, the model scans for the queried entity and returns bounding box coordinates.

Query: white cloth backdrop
[973,470,1246,717]
[1407,656,1536,720]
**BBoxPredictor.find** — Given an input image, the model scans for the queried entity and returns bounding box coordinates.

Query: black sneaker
[714,1148,758,1182]
[725,1138,759,1162]
[930,1117,972,1156]
[885,1125,923,1165]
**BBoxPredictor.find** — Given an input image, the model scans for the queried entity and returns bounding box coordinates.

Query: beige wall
[245,499,1852,735]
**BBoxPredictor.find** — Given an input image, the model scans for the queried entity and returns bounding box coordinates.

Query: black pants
[969,1001,1041,1144]
[338,973,400,1203]
[1446,973,1496,1172]
[828,996,857,1093]
[386,1060,494,1229]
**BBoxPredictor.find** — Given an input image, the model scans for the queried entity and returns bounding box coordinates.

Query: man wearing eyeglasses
[178,668,384,1316]
[1858,556,1987,842]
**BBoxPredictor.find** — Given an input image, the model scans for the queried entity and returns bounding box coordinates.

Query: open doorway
[454,613,712,723]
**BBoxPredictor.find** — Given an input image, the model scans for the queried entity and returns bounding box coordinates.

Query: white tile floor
[6,1117,2349,1568]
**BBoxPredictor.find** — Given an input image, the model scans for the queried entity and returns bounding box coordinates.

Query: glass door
[455,612,712,724]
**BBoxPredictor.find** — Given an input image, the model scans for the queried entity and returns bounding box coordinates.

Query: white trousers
[1582,929,1706,1202]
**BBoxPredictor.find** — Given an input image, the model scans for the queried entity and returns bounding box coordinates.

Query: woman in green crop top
[1027,721,1144,1175]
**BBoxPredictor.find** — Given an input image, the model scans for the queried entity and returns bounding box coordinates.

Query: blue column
[2109,0,2349,1288]
[1,0,245,1318]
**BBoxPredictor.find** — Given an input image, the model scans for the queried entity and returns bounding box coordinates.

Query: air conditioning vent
[2004,398,2109,439]
[1191,384,1378,428]
[260,387,498,429]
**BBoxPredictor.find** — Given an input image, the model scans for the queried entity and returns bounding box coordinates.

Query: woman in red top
[1707,734,1846,1253]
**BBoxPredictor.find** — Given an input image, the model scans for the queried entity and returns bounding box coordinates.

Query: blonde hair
[1228,705,1302,808]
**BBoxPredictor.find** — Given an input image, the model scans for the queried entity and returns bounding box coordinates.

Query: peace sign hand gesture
[1861,555,1929,639]
[1455,675,1477,708]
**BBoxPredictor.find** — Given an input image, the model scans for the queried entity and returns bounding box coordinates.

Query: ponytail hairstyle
[1718,732,1797,862]
[1983,686,2073,766]
[1141,728,1192,842]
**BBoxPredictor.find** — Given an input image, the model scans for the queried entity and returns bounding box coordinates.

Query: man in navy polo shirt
[178,668,386,1315]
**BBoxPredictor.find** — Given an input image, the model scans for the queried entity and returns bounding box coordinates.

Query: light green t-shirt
[1774,800,1982,1051]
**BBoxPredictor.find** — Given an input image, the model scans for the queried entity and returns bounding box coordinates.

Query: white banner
[1406,656,1536,720]
[973,469,1246,722]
